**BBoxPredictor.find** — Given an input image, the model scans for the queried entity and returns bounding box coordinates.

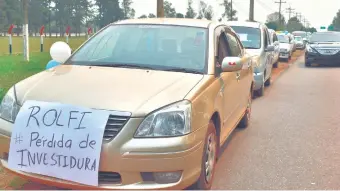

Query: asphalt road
[212,54,340,189]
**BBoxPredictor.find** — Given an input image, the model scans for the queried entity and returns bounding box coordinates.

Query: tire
[238,91,252,128]
[254,75,265,97]
[273,61,278,68]
[264,76,271,86]
[190,121,218,190]
[305,61,311,67]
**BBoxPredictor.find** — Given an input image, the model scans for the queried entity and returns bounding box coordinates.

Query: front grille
[98,172,121,184]
[280,48,287,52]
[103,115,130,141]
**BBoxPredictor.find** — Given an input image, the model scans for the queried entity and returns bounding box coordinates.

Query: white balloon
[50,41,72,63]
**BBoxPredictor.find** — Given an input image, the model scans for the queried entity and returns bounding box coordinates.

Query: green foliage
[220,0,237,21]
[286,16,304,32]
[185,0,197,18]
[0,53,51,101]
[331,9,340,31]
[164,1,177,18]
[197,1,213,20]
[176,13,184,18]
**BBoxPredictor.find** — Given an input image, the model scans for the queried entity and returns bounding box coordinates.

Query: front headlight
[0,87,21,123]
[306,45,316,53]
[134,100,191,138]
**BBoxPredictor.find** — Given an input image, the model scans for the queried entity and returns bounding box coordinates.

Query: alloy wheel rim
[205,133,216,183]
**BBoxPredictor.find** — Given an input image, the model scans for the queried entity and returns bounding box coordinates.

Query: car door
[225,29,251,118]
[263,28,272,79]
[272,33,280,61]
[215,27,240,141]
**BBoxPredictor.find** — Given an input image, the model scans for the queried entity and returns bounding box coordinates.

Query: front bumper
[296,43,305,49]
[305,51,340,65]
[279,52,290,59]
[0,118,205,190]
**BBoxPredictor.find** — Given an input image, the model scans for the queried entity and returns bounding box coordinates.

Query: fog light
[153,171,182,184]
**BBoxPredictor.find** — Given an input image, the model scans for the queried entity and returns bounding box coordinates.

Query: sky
[131,0,340,30]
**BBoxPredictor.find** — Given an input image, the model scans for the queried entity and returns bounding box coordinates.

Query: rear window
[277,35,289,43]
[230,26,261,49]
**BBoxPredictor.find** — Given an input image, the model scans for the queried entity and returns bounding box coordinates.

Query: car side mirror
[274,41,279,46]
[265,45,275,52]
[221,57,243,72]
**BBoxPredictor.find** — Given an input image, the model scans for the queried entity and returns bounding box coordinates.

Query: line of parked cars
[0,18,307,190]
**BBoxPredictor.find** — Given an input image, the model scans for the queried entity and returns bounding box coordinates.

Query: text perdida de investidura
[15,105,101,171]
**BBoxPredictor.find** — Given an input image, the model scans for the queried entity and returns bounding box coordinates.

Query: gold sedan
[0,18,254,190]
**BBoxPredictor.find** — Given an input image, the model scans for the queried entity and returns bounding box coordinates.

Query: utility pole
[157,0,164,18]
[286,5,295,20]
[23,0,29,61]
[249,0,254,21]
[230,0,233,21]
[275,0,286,26]
[302,17,307,28]
[296,12,301,21]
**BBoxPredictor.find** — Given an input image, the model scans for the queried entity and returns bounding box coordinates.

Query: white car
[268,29,280,68]
[294,35,305,50]
[277,34,294,62]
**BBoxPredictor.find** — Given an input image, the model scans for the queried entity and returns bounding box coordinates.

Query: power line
[286,5,294,20]
[275,0,286,26]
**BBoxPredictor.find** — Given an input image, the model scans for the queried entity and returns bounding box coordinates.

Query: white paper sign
[238,34,248,41]
[8,100,110,186]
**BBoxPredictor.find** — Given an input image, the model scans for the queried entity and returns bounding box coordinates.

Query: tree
[220,0,237,21]
[197,1,213,20]
[265,22,279,30]
[331,9,340,31]
[96,0,123,28]
[286,16,304,32]
[185,0,197,18]
[164,1,176,18]
[176,13,184,18]
[3,0,23,36]
[148,13,156,18]
[0,0,9,35]
[266,12,286,30]
[121,0,135,19]
[138,14,147,19]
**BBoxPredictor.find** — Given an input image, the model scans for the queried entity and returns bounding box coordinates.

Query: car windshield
[277,35,290,43]
[68,24,208,74]
[309,32,340,43]
[294,36,302,41]
[230,26,261,49]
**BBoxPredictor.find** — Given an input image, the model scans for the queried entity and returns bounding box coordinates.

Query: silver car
[268,29,280,68]
[228,21,275,97]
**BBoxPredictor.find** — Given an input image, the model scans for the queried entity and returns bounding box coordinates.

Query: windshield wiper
[91,63,155,70]
[245,47,259,49]
[164,68,203,74]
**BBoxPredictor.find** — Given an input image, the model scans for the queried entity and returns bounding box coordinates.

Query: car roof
[226,21,262,29]
[115,18,214,28]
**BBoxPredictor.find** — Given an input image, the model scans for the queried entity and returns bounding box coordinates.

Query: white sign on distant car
[8,100,110,186]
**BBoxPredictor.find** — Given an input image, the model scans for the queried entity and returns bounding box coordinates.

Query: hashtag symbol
[14,133,23,144]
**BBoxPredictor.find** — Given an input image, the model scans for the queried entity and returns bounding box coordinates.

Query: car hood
[245,49,262,56]
[14,65,204,117]
[279,43,291,49]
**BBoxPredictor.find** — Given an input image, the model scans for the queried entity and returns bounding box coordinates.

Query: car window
[230,26,261,49]
[226,32,242,57]
[217,33,229,65]
[273,33,278,42]
[277,35,290,43]
[309,32,340,42]
[263,29,269,48]
[69,24,208,73]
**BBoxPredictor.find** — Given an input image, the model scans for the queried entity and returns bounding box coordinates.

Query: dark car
[305,31,340,67]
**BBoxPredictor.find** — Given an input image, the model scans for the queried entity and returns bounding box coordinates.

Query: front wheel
[238,91,252,128]
[305,61,311,67]
[264,76,271,86]
[190,121,218,190]
[273,61,278,68]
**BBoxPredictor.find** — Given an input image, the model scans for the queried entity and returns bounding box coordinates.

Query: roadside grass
[0,36,86,55]
[0,53,51,101]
